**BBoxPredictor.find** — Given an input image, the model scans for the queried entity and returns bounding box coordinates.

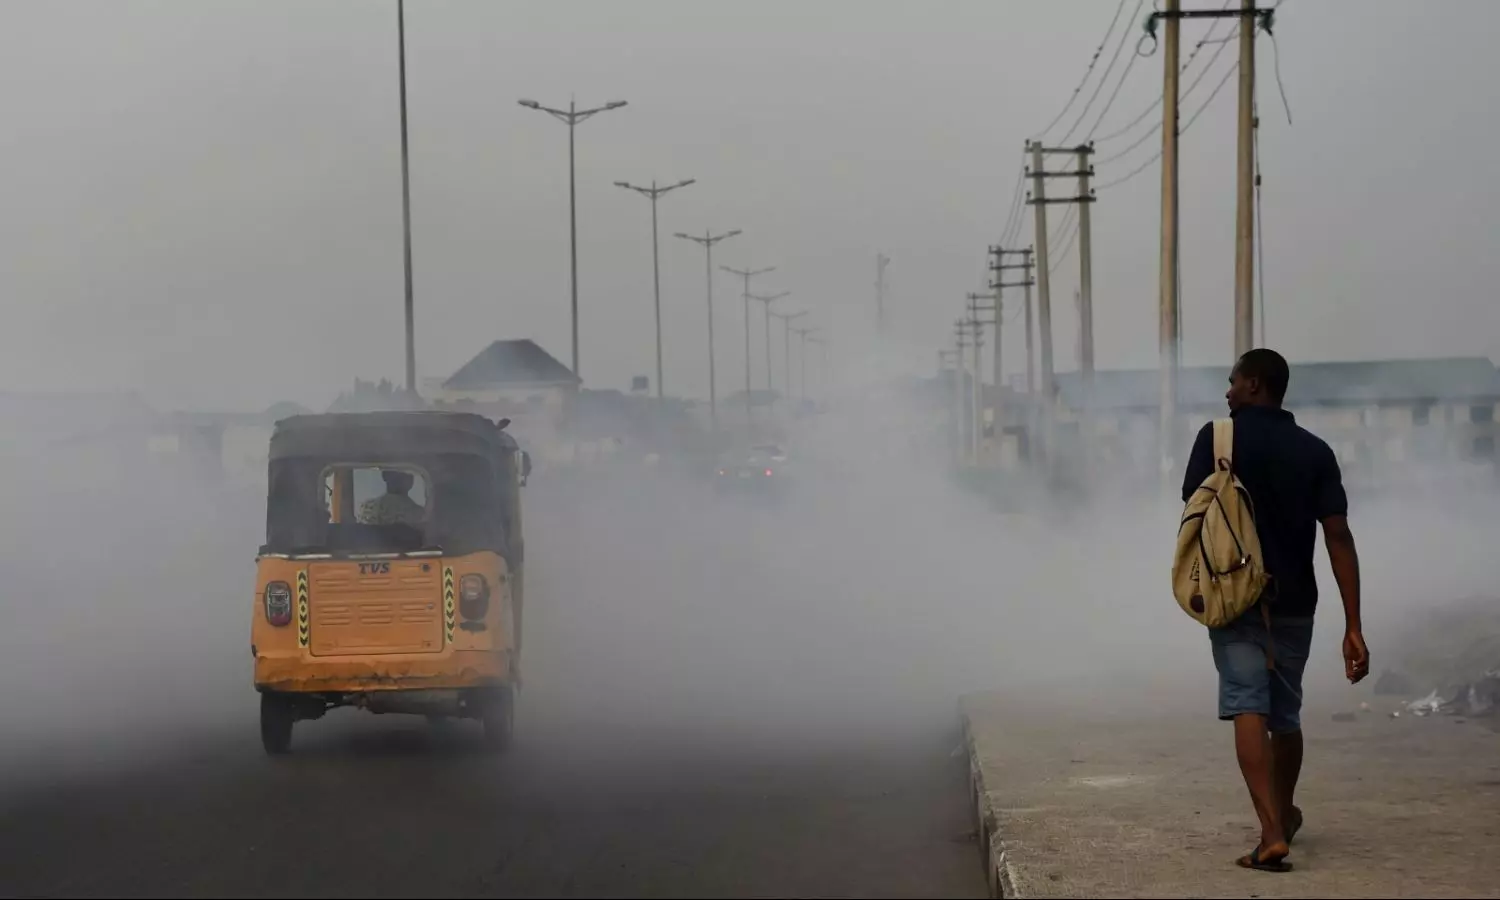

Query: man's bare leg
[1234,713,1288,858]
[1272,730,1304,839]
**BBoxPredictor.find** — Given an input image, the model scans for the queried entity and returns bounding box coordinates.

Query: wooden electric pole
[1234,0,1257,356]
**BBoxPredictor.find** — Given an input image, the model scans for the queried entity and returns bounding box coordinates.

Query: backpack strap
[1213,417,1275,670]
[1212,418,1234,472]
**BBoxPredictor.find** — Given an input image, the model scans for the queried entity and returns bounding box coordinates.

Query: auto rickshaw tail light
[459,574,490,620]
[264,581,293,627]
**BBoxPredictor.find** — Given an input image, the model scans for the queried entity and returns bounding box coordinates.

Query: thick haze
[4,0,1496,411]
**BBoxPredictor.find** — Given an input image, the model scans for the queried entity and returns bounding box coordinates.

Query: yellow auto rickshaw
[252,411,530,754]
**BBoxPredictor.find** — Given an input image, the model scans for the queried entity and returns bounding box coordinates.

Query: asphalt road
[0,464,987,898]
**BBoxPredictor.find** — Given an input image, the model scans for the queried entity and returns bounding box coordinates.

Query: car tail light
[459,574,490,620]
[764,468,774,477]
[264,581,292,626]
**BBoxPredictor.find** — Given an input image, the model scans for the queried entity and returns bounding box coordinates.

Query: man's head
[1227,348,1289,411]
[381,469,415,496]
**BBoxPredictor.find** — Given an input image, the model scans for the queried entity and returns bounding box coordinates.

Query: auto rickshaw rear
[251,412,529,754]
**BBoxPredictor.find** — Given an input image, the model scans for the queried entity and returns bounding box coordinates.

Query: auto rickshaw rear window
[265,454,505,557]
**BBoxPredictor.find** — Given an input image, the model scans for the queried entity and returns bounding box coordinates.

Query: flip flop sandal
[1237,845,1293,873]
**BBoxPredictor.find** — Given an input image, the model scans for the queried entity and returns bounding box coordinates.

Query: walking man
[1181,348,1369,872]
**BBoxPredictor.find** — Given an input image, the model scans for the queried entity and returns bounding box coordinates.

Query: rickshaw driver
[358,469,426,527]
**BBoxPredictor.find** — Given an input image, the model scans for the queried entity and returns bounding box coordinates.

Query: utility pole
[518,97,629,380]
[1027,142,1095,471]
[1075,145,1096,398]
[968,292,998,462]
[993,248,1036,394]
[396,0,416,394]
[615,178,696,398]
[1159,0,1182,482]
[939,348,960,463]
[675,229,741,433]
[1235,0,1256,356]
[1145,0,1275,476]
[771,310,808,409]
[721,265,776,426]
[876,253,891,339]
[953,321,972,464]
[749,291,790,397]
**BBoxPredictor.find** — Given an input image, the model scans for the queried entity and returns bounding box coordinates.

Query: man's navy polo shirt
[1181,405,1349,617]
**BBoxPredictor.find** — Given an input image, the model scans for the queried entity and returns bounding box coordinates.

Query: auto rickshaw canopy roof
[268,411,518,463]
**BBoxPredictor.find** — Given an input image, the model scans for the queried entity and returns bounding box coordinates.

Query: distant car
[713,444,793,494]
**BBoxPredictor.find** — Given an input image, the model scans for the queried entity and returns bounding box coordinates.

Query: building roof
[443,340,580,390]
[1055,357,1500,411]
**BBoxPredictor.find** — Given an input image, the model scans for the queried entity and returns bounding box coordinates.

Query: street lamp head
[675,178,697,190]
[724,229,743,239]
[673,232,692,241]
[613,181,633,189]
[605,100,628,110]
[518,99,540,109]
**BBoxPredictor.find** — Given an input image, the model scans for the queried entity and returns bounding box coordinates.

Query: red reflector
[764,469,773,476]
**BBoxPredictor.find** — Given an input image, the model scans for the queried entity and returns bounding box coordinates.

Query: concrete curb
[962,707,1023,900]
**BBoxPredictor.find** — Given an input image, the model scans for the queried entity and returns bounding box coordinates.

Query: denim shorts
[1208,610,1316,734]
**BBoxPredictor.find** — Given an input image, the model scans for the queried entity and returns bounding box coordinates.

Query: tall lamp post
[792,325,819,406]
[674,229,741,431]
[748,291,790,397]
[720,265,776,425]
[615,178,696,398]
[518,96,628,379]
[770,309,808,408]
[808,335,828,401]
[396,0,417,393]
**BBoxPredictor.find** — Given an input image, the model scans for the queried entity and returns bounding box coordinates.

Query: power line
[1059,0,1148,145]
[1049,204,1078,248]
[1094,58,1240,191]
[1092,0,1233,144]
[1095,41,1238,168]
[1033,0,1132,140]
[1085,43,1143,142]
[1049,216,1081,275]
[1266,27,1293,125]
[1000,161,1028,245]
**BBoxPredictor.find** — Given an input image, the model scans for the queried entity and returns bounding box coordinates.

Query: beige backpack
[1173,419,1270,628]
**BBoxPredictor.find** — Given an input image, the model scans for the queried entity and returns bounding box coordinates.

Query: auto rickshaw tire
[260,693,295,755]
[479,687,514,754]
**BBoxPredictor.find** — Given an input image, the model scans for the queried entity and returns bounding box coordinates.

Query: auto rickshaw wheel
[479,687,514,754]
[260,693,295,755]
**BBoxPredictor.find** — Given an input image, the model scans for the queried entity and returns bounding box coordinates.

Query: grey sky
[2,0,1496,410]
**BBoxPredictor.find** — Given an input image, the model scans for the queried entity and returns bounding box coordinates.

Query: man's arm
[1323,514,1367,683]
[1180,423,1215,503]
[1315,443,1367,683]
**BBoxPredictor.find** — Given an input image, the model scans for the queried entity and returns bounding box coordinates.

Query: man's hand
[1343,628,1370,684]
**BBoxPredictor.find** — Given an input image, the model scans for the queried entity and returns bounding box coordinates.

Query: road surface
[0,464,987,898]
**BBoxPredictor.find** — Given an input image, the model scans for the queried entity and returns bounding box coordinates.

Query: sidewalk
[961,690,1500,898]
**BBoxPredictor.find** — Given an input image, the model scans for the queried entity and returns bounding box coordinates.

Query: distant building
[1052,356,1500,488]
[429,339,580,413]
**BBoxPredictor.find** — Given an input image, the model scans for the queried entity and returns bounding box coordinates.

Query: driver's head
[381,469,415,496]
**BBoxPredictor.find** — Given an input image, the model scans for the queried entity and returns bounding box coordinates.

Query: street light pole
[770,310,808,408]
[720,265,775,425]
[675,229,741,432]
[749,291,790,397]
[808,335,828,401]
[518,96,628,380]
[616,179,695,399]
[792,325,818,407]
[396,0,416,394]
